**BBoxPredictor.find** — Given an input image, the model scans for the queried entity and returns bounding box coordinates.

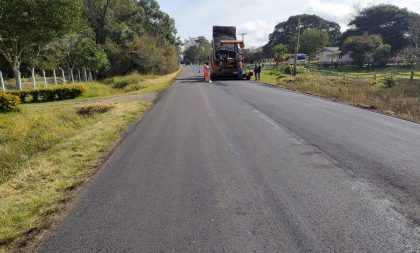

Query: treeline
[257,4,420,67]
[0,0,180,88]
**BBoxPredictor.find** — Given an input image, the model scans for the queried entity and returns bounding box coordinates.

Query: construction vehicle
[210,26,253,80]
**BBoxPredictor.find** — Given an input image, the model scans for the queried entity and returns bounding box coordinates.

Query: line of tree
[182,36,211,64]
[0,0,181,88]
[258,4,420,69]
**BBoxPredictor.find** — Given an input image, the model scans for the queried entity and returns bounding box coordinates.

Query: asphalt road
[37,67,420,252]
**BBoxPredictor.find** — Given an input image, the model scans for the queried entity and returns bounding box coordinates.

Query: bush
[112,80,130,89]
[0,92,20,112]
[8,85,86,103]
[283,65,306,75]
[383,74,397,88]
[76,104,114,117]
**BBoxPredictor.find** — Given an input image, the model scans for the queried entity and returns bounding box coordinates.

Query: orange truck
[209,26,253,80]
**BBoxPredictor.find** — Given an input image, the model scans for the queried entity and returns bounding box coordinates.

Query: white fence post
[53,69,58,85]
[43,70,48,87]
[30,68,36,88]
[0,71,5,91]
[88,70,93,82]
[18,71,23,90]
[70,69,75,84]
[60,68,66,84]
[83,68,88,82]
[77,69,81,82]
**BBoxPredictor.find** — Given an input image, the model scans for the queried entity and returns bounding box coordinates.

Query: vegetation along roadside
[0,69,180,252]
[258,68,420,123]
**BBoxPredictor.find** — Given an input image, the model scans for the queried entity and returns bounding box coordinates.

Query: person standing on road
[256,62,262,80]
[254,62,258,80]
[204,62,211,83]
[238,60,243,79]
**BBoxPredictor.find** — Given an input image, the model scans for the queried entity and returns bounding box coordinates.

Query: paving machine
[210,26,252,80]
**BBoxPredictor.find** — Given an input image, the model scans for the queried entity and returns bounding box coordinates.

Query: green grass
[0,69,181,251]
[312,64,420,74]
[259,69,420,122]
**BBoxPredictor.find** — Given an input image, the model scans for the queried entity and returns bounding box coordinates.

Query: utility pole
[293,18,302,76]
[238,32,248,42]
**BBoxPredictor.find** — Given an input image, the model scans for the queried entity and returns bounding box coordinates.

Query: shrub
[383,74,397,88]
[76,104,114,117]
[0,92,20,112]
[112,80,130,89]
[8,85,86,103]
[283,65,306,75]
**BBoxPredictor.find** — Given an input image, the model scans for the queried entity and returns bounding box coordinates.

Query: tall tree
[44,31,109,72]
[342,34,385,67]
[271,44,289,65]
[403,17,420,80]
[0,0,83,88]
[138,0,179,47]
[183,36,211,64]
[83,0,180,75]
[295,29,329,61]
[264,14,340,54]
[342,4,420,54]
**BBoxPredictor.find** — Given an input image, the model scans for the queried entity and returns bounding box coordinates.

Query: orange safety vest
[204,65,210,82]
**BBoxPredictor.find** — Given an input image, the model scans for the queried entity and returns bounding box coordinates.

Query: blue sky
[158,0,420,48]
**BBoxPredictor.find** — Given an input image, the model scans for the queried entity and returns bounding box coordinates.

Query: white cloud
[158,0,420,48]
[237,20,275,48]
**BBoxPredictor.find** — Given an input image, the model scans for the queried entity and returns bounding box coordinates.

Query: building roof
[321,47,340,52]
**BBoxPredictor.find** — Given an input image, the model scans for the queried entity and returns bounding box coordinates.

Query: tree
[44,32,109,73]
[242,47,267,64]
[83,0,180,75]
[402,17,420,80]
[342,4,420,54]
[297,29,329,61]
[342,34,386,67]
[373,44,391,67]
[183,36,211,64]
[0,0,83,88]
[271,44,289,65]
[264,14,340,54]
[138,0,179,47]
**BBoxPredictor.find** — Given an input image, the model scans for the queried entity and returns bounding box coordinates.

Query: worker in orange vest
[203,62,211,83]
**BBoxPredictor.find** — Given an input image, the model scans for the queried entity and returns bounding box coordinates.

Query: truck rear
[210,26,252,80]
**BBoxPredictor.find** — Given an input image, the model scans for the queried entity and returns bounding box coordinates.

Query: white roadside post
[60,68,66,83]
[83,68,88,82]
[70,69,75,84]
[43,70,48,87]
[53,69,58,85]
[30,68,36,88]
[77,69,81,82]
[17,71,23,90]
[0,71,5,91]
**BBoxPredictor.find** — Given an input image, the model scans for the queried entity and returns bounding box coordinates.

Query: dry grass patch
[0,101,151,249]
[260,70,420,123]
[0,69,181,251]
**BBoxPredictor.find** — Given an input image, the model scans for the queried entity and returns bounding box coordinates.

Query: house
[317,47,353,65]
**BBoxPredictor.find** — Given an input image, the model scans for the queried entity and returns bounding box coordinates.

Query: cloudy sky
[158,0,420,48]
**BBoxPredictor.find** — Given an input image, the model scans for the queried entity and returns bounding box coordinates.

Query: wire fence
[0,68,94,91]
[261,63,420,84]
[304,67,419,84]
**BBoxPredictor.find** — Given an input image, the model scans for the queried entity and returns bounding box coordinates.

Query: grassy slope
[0,69,180,251]
[259,69,420,123]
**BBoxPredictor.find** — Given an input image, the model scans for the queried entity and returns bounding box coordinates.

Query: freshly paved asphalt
[37,67,420,252]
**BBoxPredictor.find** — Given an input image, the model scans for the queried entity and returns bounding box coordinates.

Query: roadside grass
[259,70,420,122]
[0,68,180,251]
[312,64,420,74]
[102,69,181,95]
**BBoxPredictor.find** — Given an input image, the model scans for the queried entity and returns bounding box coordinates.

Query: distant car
[289,54,308,65]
